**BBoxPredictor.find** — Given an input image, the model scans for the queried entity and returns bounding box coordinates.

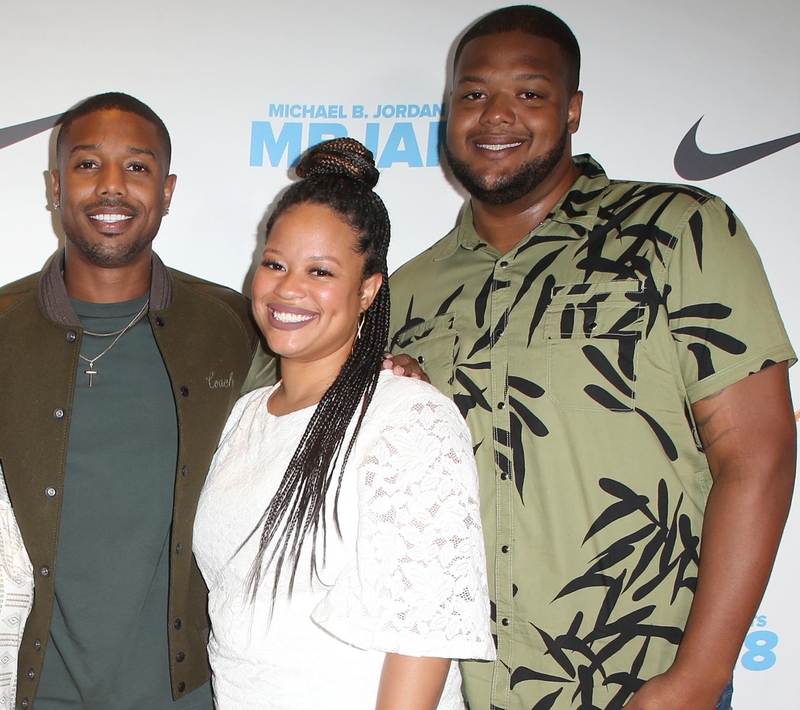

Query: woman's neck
[268,357,343,416]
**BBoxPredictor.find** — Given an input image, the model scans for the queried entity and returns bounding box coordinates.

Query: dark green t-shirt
[35,296,211,710]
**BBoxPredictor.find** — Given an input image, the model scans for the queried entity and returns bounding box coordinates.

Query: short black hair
[56,92,172,169]
[454,5,581,94]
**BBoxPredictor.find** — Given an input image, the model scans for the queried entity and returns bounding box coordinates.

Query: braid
[247,138,391,605]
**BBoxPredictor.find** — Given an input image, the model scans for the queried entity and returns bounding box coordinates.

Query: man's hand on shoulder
[382,352,429,382]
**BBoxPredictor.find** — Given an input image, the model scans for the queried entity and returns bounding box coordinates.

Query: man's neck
[63,250,152,303]
[471,158,580,255]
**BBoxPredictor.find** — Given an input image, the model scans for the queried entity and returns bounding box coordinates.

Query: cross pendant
[85,365,97,388]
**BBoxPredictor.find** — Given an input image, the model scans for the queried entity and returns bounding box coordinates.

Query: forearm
[375,653,451,710]
[670,450,794,694]
[624,363,796,709]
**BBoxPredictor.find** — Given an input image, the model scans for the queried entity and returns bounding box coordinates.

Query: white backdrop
[1,1,798,706]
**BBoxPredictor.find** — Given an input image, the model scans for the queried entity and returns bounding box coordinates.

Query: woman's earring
[356,312,365,341]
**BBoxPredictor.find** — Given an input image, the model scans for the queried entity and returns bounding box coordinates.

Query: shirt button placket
[490,253,515,672]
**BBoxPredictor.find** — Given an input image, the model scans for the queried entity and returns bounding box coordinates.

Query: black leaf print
[490,311,510,348]
[453,394,476,419]
[455,369,492,411]
[583,346,634,399]
[584,384,631,413]
[628,635,651,681]
[591,524,657,562]
[594,573,624,631]
[617,339,637,382]
[467,328,492,360]
[532,625,577,678]
[567,612,584,638]
[495,450,511,477]
[634,408,678,461]
[528,274,558,346]
[510,666,572,689]
[656,479,668,526]
[632,558,681,600]
[509,396,549,437]
[511,245,569,312]
[677,514,699,564]
[493,426,510,448]
[508,375,545,399]
[583,497,651,543]
[724,204,738,236]
[555,572,616,601]
[555,632,604,668]
[391,296,426,346]
[510,415,526,503]
[531,689,564,710]
[560,304,575,338]
[586,543,636,575]
[436,285,464,317]
[688,209,704,270]
[608,306,645,333]
[687,342,714,380]
[671,326,747,354]
[584,604,657,642]
[575,665,598,708]
[624,527,668,593]
[475,273,493,328]
[669,303,732,320]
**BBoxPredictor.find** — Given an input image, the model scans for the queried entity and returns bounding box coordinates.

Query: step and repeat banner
[1,1,798,706]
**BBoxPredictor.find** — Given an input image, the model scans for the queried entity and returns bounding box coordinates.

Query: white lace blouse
[0,463,33,709]
[194,372,495,709]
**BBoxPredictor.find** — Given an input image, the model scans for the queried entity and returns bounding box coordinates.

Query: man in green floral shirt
[389,6,796,710]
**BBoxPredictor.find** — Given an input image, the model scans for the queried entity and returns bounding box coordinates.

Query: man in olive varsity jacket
[0,93,259,710]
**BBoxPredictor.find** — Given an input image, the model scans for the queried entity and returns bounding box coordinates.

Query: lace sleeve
[311,386,495,660]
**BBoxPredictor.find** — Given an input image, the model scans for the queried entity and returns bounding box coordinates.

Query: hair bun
[295,137,379,189]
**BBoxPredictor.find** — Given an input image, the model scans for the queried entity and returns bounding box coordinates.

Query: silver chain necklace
[78,299,150,387]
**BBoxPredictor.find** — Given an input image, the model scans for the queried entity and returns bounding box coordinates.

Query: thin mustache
[0,114,63,150]
[85,198,140,215]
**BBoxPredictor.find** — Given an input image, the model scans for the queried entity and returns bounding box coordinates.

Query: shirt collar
[433,154,609,261]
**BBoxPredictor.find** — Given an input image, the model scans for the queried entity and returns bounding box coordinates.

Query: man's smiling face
[52,109,176,269]
[445,30,582,207]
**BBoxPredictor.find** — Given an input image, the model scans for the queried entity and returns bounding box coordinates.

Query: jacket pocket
[544,280,645,412]
[391,313,457,397]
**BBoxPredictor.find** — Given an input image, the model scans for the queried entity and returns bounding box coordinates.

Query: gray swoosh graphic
[0,114,63,150]
[674,117,800,180]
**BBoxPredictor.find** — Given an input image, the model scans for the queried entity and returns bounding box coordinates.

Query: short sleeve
[665,196,795,403]
[310,387,495,661]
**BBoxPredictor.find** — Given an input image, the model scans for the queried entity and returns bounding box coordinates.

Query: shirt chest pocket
[390,313,457,398]
[543,280,645,412]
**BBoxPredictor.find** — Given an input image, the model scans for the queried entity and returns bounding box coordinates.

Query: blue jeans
[716,681,733,710]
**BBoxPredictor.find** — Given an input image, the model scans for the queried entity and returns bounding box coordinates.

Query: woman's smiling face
[252,202,381,369]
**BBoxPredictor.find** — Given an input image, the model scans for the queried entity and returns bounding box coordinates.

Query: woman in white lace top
[193,138,494,710]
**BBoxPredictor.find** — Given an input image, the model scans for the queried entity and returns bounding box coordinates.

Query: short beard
[63,225,154,268]
[61,198,153,268]
[444,128,569,206]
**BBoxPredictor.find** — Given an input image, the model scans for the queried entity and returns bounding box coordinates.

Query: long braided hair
[247,138,391,604]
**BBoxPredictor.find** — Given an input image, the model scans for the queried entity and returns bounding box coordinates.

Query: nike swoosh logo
[0,113,64,150]
[674,117,800,180]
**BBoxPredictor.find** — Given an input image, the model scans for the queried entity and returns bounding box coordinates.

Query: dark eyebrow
[69,143,100,156]
[68,143,157,160]
[457,72,552,85]
[129,146,158,160]
[263,247,343,267]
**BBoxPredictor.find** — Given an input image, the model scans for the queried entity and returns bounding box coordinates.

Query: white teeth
[90,214,133,223]
[271,310,314,323]
[477,142,523,151]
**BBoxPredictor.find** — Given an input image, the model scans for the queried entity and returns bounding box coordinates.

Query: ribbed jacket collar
[37,249,174,327]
